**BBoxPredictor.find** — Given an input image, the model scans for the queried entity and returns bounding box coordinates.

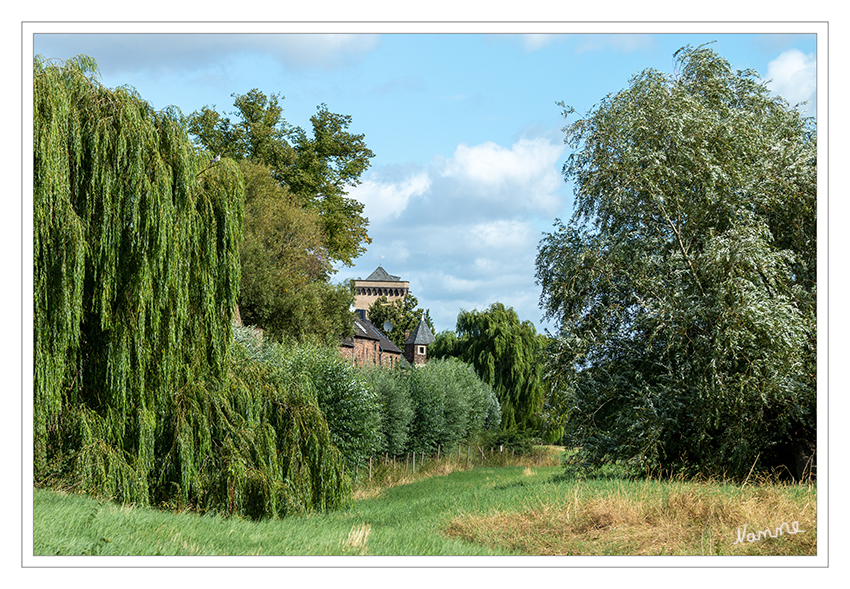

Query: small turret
[404,316,435,365]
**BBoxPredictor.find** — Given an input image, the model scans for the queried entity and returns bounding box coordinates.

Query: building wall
[340,339,401,368]
[404,343,428,365]
[353,279,409,311]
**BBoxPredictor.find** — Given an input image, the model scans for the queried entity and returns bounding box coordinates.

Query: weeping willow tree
[34,55,350,516]
[430,303,547,432]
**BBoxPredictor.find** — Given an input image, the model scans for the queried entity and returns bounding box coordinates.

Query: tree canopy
[536,44,816,479]
[366,293,434,349]
[430,303,547,432]
[237,159,355,343]
[34,54,243,500]
[188,91,374,267]
[34,56,351,516]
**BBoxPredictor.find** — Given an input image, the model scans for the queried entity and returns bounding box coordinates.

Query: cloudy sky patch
[350,171,431,223]
[31,30,820,333]
[766,48,817,110]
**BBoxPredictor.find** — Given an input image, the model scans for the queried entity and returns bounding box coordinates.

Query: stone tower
[353,266,409,312]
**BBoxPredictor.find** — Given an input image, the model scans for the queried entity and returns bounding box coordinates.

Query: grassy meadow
[33,447,816,557]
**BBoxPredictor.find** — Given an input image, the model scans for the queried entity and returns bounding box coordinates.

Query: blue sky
[31,27,819,334]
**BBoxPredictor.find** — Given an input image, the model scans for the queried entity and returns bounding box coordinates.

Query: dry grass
[443,478,816,556]
[352,458,468,500]
[340,522,372,555]
[351,445,562,501]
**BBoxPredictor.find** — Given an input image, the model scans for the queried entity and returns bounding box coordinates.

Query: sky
[31,26,820,335]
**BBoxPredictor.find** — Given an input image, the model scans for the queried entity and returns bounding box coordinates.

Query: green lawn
[33,462,816,556]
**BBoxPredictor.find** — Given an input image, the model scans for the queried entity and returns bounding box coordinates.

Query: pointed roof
[341,310,402,355]
[405,317,435,346]
[364,266,401,282]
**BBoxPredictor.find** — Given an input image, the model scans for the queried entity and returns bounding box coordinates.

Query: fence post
[413,451,416,473]
[467,445,470,465]
[437,444,441,462]
[406,453,409,475]
[369,456,373,482]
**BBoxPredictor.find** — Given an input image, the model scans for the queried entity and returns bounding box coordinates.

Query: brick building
[339,309,403,367]
[341,266,434,367]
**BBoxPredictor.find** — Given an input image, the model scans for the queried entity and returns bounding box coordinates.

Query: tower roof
[405,317,435,345]
[364,266,401,282]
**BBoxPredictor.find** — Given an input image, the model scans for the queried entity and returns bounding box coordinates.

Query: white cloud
[575,34,655,54]
[439,137,564,214]
[470,219,535,251]
[438,273,482,295]
[254,34,380,68]
[521,34,557,52]
[766,49,817,108]
[345,135,568,333]
[349,172,430,223]
[33,33,380,75]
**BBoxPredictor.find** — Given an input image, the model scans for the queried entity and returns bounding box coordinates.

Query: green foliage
[431,303,547,431]
[359,365,415,456]
[188,91,374,267]
[479,429,539,456]
[33,54,242,502]
[278,341,383,472]
[366,293,434,349]
[33,56,350,519]
[287,104,375,266]
[237,159,355,343]
[403,359,501,453]
[153,327,351,518]
[536,44,816,479]
[358,360,500,456]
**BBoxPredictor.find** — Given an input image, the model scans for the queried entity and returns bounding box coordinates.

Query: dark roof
[405,318,435,345]
[342,312,403,355]
[364,266,401,282]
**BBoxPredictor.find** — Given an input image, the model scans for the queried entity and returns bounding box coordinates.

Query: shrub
[151,326,352,518]
[400,359,501,454]
[360,365,414,457]
[237,329,382,473]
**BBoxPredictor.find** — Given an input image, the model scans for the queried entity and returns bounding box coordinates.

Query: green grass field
[33,450,817,557]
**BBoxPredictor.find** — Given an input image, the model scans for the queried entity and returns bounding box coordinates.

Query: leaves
[236,159,355,343]
[366,294,434,349]
[34,55,243,495]
[432,303,546,432]
[188,91,374,267]
[538,44,816,478]
[34,56,351,518]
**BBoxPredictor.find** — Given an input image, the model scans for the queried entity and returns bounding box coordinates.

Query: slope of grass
[33,450,816,557]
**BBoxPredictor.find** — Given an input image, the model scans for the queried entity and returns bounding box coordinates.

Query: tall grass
[351,444,563,500]
[34,449,814,556]
[443,472,817,556]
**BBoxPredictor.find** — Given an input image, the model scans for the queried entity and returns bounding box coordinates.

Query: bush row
[360,358,502,458]
[40,326,501,518]
[237,332,502,469]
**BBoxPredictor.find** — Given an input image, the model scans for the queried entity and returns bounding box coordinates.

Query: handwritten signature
[734,521,805,545]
